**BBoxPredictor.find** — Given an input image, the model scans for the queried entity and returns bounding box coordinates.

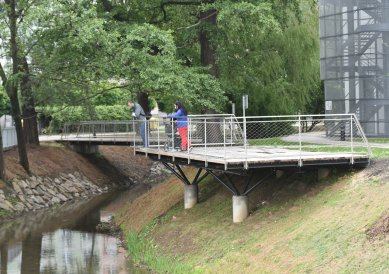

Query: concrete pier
[318,168,331,180]
[232,195,249,223]
[184,184,198,209]
[71,144,99,154]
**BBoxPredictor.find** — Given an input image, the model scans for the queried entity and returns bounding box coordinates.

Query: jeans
[139,120,149,147]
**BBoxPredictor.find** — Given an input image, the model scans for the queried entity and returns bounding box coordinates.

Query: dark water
[0,184,150,274]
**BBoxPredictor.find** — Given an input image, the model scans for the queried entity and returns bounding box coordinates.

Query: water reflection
[1,230,128,274]
[0,185,150,274]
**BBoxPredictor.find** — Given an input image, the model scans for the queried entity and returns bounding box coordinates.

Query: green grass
[0,209,9,218]
[370,147,389,158]
[249,137,389,158]
[366,138,389,144]
[126,221,198,274]
[124,168,389,273]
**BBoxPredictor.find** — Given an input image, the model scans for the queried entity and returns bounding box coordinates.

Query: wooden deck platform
[135,146,370,170]
[55,135,370,170]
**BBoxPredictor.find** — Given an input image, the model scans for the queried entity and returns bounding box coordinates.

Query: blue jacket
[168,108,188,128]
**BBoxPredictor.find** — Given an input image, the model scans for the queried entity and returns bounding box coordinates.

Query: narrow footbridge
[59,114,371,222]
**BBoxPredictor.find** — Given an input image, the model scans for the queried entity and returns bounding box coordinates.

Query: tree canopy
[0,0,322,171]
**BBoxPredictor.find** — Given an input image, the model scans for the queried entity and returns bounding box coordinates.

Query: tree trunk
[20,57,40,146]
[10,92,30,173]
[21,235,42,274]
[1,244,8,273]
[7,0,30,173]
[137,92,150,115]
[199,9,219,77]
[0,131,5,181]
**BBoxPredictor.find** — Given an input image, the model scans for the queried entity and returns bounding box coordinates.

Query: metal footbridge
[59,114,371,222]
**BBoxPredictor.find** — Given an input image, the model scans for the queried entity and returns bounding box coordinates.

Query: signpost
[242,95,248,149]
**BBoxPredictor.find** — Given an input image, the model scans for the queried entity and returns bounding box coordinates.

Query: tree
[95,0,319,116]
[29,2,226,117]
[0,0,30,173]
[217,1,320,115]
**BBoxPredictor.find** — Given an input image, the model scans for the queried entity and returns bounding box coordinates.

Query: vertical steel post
[132,119,136,155]
[171,118,174,150]
[187,116,191,164]
[157,116,160,158]
[350,115,354,164]
[205,118,208,167]
[298,115,302,167]
[230,117,233,146]
[223,118,226,169]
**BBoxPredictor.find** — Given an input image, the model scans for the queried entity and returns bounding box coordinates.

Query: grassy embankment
[115,148,389,273]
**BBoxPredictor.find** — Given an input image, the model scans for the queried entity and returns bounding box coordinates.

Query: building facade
[320,0,389,137]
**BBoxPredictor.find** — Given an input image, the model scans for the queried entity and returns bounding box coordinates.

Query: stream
[0,184,150,274]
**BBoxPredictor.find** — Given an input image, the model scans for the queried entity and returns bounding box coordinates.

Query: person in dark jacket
[128,99,148,147]
[168,101,191,151]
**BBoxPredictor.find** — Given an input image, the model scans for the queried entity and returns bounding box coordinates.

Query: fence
[62,114,371,164]
[2,127,17,150]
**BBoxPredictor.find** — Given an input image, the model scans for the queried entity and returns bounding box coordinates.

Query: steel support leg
[161,163,209,209]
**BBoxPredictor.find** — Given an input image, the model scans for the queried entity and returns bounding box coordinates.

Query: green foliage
[2,0,321,130]
[216,1,320,116]
[29,4,226,115]
[42,105,131,132]
[0,87,11,116]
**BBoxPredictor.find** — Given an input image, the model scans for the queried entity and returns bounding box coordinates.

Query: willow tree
[217,1,320,115]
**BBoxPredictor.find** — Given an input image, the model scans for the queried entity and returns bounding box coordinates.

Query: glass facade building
[319,0,389,137]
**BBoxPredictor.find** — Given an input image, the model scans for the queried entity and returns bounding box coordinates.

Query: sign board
[325,101,332,111]
[242,95,248,110]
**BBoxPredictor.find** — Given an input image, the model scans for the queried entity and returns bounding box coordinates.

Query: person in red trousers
[168,101,191,151]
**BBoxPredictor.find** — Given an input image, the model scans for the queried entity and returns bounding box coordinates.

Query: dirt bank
[115,159,389,273]
[2,143,155,185]
[0,143,163,219]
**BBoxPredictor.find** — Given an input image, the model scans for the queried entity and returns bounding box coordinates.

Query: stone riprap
[0,172,109,214]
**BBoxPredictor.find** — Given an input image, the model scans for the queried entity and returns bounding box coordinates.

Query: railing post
[230,117,233,146]
[189,117,192,148]
[144,118,150,149]
[157,117,161,158]
[223,118,227,169]
[350,115,354,164]
[187,117,191,163]
[298,115,302,167]
[171,118,175,151]
[205,118,208,167]
[244,118,248,169]
[113,122,116,142]
[132,119,136,155]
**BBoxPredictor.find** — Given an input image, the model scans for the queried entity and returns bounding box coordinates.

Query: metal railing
[62,114,371,167]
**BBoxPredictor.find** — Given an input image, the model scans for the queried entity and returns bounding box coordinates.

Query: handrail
[61,114,371,167]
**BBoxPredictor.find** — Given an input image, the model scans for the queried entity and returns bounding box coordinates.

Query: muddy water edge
[0,184,151,274]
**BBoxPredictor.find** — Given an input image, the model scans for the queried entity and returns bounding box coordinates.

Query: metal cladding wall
[320,0,389,137]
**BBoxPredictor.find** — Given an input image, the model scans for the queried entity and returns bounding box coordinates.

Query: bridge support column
[318,168,330,180]
[232,195,249,223]
[161,163,209,209]
[275,170,285,179]
[208,169,273,222]
[71,144,99,154]
[184,184,198,209]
